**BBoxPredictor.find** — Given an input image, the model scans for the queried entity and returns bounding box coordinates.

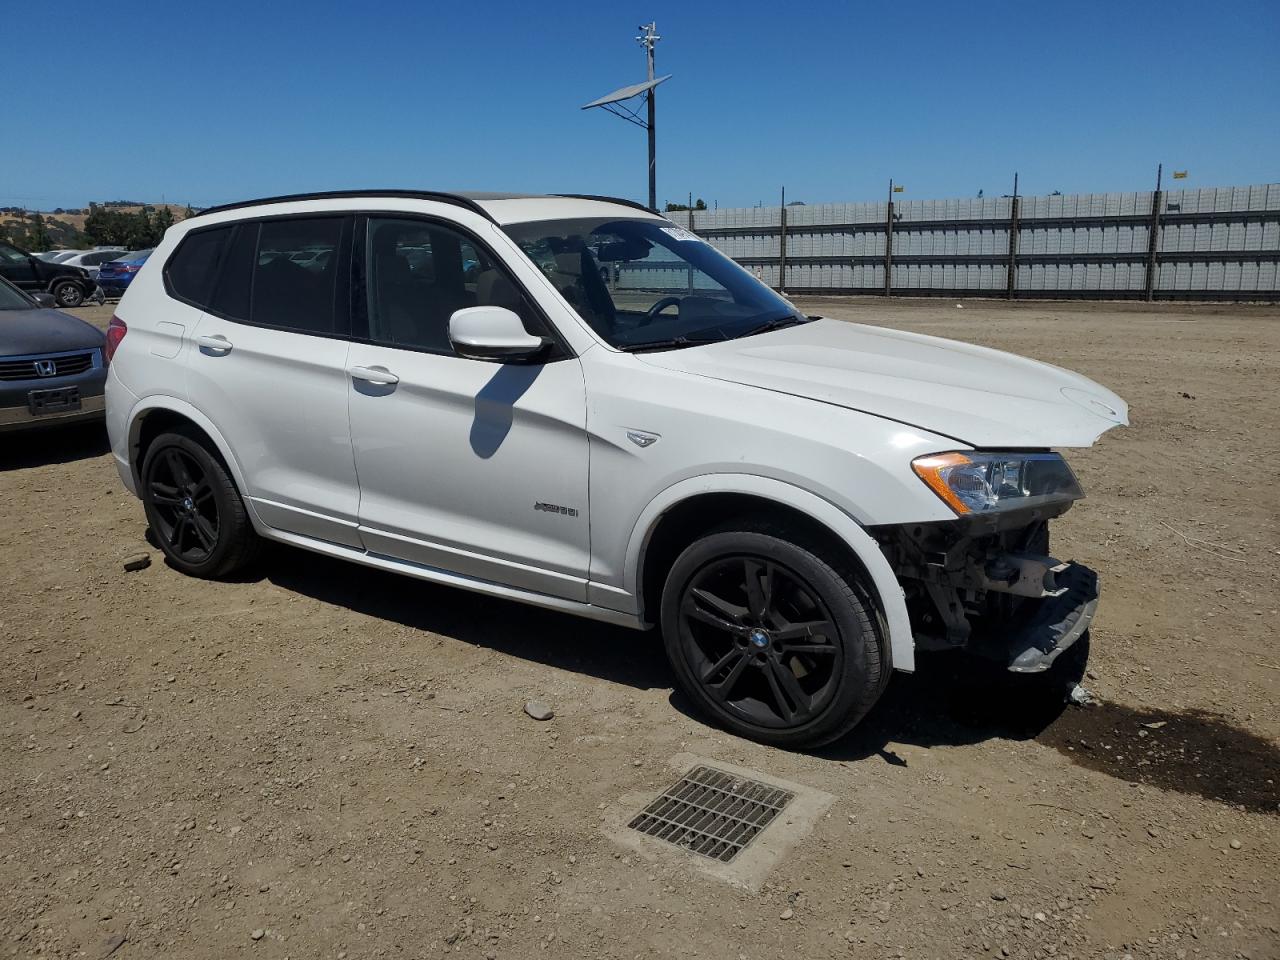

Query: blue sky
[5,0,1278,210]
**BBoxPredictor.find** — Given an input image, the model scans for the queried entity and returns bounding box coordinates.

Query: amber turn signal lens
[911,452,976,515]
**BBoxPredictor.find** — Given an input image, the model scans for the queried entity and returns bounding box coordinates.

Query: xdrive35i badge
[534,501,579,518]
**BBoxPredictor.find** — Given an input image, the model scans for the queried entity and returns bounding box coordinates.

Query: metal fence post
[883,179,894,297]
[779,186,788,294]
[1144,163,1163,302]
[1007,173,1020,299]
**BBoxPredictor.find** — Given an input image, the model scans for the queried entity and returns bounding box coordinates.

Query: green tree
[83,203,118,246]
[154,206,175,236]
[665,198,708,212]
[84,203,166,248]
[130,207,155,248]
[30,213,52,251]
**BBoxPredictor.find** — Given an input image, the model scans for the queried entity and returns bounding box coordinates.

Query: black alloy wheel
[661,524,887,748]
[147,447,220,563]
[679,556,842,728]
[140,428,260,579]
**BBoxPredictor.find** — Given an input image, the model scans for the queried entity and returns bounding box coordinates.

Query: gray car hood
[637,318,1129,448]
[1,308,105,356]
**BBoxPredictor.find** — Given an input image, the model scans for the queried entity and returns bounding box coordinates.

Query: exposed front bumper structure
[872,505,1099,673]
[996,562,1097,673]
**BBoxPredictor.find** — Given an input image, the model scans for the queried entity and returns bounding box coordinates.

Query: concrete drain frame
[628,765,795,862]
[608,753,835,890]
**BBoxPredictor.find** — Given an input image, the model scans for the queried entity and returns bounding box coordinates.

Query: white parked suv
[105,191,1127,747]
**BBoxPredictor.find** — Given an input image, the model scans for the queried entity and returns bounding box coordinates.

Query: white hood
[638,319,1128,448]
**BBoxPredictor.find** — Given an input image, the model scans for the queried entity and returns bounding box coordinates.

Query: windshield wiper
[619,313,812,353]
[734,314,812,340]
[617,334,720,353]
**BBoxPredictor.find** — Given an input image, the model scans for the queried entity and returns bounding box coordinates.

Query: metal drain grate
[627,765,795,862]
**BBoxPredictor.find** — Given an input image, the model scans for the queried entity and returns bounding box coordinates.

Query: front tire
[140,429,259,578]
[52,280,85,308]
[660,524,887,748]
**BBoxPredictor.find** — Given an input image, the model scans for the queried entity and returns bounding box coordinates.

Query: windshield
[502,217,804,350]
[0,279,33,310]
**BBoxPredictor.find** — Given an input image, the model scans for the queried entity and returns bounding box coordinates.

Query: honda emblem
[34,359,57,377]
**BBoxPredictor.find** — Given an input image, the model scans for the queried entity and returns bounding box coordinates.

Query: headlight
[911,451,1083,515]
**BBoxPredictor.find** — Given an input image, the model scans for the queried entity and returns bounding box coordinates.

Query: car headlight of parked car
[911,451,1083,515]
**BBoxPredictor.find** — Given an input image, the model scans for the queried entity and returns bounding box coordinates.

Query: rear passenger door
[180,215,363,547]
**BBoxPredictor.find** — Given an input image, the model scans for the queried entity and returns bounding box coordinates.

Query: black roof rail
[194,190,499,222]
[552,194,660,215]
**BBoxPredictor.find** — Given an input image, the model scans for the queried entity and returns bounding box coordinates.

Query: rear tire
[140,428,260,578]
[660,522,887,749]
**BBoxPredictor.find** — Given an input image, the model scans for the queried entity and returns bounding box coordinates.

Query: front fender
[623,474,915,673]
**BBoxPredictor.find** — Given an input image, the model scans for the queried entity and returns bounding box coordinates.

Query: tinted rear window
[209,224,256,322]
[165,229,231,305]
[207,217,344,335]
[252,219,343,334]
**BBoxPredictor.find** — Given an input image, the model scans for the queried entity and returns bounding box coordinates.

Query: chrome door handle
[348,365,399,386]
[195,334,233,354]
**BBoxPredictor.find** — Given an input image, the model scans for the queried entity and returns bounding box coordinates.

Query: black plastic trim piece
[194,190,499,223]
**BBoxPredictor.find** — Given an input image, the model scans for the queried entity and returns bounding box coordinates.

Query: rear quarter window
[164,227,234,307]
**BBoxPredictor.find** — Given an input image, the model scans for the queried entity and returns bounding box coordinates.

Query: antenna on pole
[581,21,669,210]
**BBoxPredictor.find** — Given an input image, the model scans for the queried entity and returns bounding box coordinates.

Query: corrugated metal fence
[681,183,1280,300]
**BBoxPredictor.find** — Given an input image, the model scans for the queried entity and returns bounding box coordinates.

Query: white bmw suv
[105,191,1127,747]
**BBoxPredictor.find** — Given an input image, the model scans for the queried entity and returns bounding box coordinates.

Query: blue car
[96,249,153,299]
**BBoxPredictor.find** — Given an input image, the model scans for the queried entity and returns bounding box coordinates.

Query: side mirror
[31,292,56,308]
[449,306,549,363]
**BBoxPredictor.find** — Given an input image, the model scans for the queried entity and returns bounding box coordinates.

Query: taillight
[122,264,141,273]
[104,315,127,362]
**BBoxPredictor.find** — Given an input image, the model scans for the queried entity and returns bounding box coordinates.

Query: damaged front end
[876,451,1099,672]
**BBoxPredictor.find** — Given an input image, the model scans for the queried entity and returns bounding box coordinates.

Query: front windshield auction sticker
[660,226,700,241]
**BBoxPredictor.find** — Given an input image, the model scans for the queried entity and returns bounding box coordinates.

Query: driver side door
[346,215,592,600]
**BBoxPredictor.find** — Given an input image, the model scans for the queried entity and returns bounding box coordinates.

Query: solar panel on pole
[580,23,669,211]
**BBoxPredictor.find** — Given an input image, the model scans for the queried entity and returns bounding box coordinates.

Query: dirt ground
[3,297,1277,960]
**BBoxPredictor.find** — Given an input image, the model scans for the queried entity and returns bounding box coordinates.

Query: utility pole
[639,22,660,212]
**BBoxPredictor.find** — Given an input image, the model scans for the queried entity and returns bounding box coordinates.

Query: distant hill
[0,202,195,252]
